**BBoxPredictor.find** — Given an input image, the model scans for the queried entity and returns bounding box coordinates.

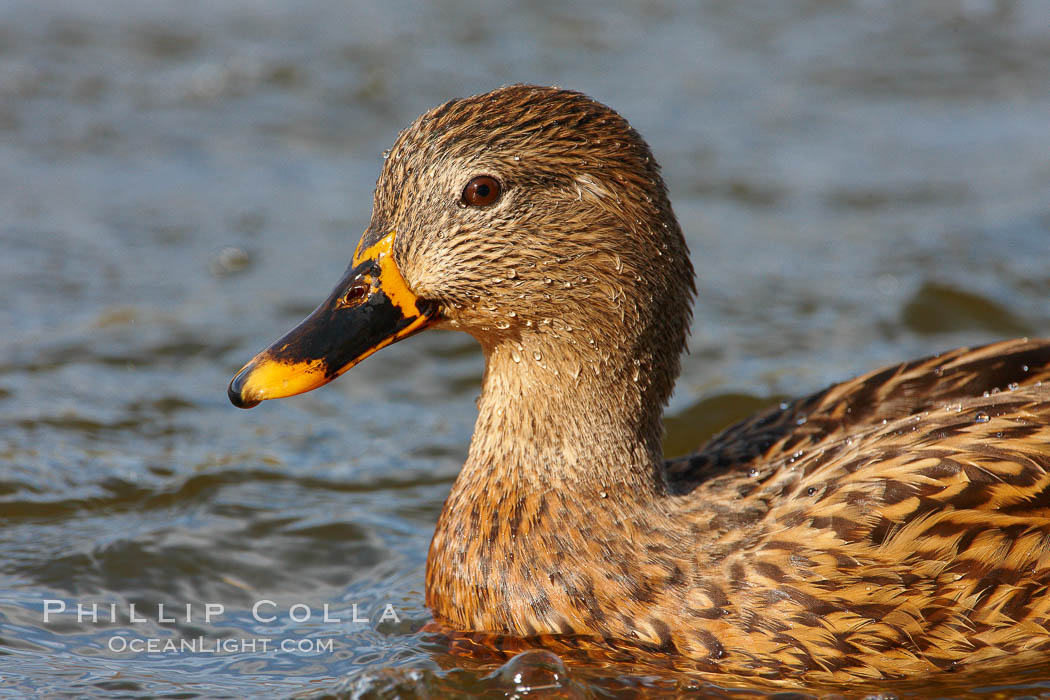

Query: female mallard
[228,85,1050,681]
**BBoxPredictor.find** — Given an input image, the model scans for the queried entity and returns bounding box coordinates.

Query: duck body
[429,338,1050,679]
[229,85,1050,681]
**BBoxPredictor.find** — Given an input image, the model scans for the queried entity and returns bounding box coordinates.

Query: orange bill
[228,231,435,408]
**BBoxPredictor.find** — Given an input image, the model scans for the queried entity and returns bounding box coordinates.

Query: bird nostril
[337,285,368,308]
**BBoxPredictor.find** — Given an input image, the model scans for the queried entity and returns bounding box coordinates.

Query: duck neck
[463,331,668,499]
[425,329,675,632]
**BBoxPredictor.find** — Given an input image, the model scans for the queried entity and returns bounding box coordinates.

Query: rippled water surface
[3,1,1050,697]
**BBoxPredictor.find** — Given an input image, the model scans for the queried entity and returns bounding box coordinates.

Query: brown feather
[333,86,1050,680]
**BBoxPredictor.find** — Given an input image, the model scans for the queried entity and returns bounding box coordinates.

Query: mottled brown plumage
[239,85,1050,681]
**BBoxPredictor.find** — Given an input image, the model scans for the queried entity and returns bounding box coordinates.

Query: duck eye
[461,175,502,207]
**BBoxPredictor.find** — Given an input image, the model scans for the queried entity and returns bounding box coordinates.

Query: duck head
[229,85,694,431]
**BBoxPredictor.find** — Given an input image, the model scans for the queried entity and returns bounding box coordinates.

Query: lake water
[3,1,1050,697]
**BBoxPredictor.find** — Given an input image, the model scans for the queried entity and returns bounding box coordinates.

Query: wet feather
[347,85,1050,680]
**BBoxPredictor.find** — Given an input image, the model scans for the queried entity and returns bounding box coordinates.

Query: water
[2,1,1050,697]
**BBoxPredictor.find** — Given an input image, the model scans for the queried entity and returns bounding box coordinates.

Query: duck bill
[228,231,434,409]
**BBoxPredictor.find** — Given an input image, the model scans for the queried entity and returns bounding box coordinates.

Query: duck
[228,84,1050,681]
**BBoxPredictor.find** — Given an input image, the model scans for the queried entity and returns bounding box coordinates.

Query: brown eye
[461,175,502,207]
